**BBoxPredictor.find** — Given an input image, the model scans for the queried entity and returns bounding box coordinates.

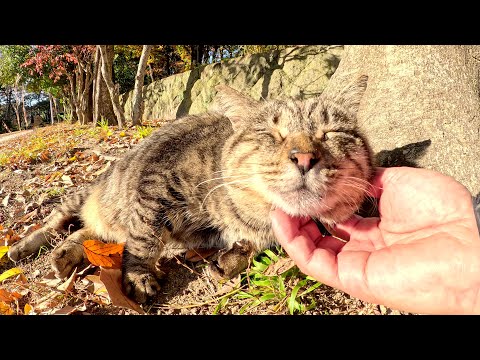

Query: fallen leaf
[93,161,111,176]
[84,274,110,304]
[0,288,15,303]
[61,175,74,186]
[1,193,10,207]
[185,248,219,262]
[33,292,61,312]
[52,305,79,315]
[99,268,145,314]
[57,268,77,292]
[38,150,50,162]
[18,208,38,223]
[263,257,296,276]
[0,246,8,260]
[36,271,63,288]
[0,301,14,315]
[24,303,33,315]
[0,267,22,282]
[4,231,20,246]
[83,240,124,268]
[214,274,242,296]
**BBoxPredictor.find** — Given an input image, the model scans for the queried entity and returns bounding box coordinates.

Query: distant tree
[131,45,153,126]
[98,45,125,128]
[0,45,33,130]
[21,45,96,124]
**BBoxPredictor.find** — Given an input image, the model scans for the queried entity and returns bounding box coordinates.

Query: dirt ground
[0,123,407,315]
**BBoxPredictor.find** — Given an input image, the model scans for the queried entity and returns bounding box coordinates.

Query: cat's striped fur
[9,76,373,304]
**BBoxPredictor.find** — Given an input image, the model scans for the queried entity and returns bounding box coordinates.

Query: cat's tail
[8,187,91,261]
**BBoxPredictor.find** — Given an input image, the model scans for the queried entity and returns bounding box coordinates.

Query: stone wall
[120,45,343,122]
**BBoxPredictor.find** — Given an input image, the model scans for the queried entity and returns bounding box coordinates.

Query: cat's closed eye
[320,131,335,141]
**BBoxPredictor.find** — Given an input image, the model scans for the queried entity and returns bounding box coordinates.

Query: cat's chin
[270,189,329,217]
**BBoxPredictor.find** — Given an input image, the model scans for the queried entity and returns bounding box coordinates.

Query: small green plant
[96,117,113,138]
[218,247,322,315]
[133,125,153,140]
[0,153,9,166]
[97,117,110,130]
[57,112,73,124]
[46,187,66,197]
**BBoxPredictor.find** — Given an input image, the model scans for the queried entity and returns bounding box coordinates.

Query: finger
[269,208,308,240]
[270,209,341,288]
[325,214,363,241]
[315,235,346,254]
[369,167,387,198]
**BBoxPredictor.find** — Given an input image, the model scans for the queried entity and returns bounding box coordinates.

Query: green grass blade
[288,279,308,315]
[298,281,322,297]
[213,297,229,315]
[263,248,279,262]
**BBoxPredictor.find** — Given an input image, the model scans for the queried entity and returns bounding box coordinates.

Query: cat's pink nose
[289,150,318,175]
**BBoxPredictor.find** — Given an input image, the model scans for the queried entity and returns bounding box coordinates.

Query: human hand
[270,167,480,314]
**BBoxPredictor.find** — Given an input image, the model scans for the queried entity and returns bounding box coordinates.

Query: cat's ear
[334,74,368,115]
[212,84,260,130]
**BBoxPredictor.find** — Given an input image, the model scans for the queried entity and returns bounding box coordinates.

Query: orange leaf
[0,301,14,315]
[83,240,124,268]
[0,289,14,303]
[24,303,33,315]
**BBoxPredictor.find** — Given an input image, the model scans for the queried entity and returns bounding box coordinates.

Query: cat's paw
[50,244,84,279]
[209,240,253,280]
[8,238,37,261]
[123,270,161,304]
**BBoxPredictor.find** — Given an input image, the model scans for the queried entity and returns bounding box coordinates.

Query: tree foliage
[0,44,291,133]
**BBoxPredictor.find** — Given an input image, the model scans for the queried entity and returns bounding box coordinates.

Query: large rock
[120,45,343,122]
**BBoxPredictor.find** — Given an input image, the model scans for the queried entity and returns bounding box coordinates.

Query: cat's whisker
[200,178,255,210]
[340,177,376,198]
[195,174,252,188]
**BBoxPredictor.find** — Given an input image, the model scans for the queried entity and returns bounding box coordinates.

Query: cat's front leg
[122,232,165,304]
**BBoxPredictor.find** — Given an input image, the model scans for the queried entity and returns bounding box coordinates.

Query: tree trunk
[49,93,55,124]
[13,104,21,131]
[148,63,154,83]
[98,45,125,129]
[323,45,480,196]
[21,89,28,128]
[131,45,153,126]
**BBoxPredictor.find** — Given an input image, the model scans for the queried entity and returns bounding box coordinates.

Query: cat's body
[9,77,374,304]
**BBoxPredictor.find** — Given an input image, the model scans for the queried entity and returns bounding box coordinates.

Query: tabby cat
[8,75,373,304]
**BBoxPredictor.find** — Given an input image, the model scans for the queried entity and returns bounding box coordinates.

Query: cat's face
[215,76,373,225]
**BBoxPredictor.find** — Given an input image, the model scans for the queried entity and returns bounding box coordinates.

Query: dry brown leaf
[85,274,109,299]
[99,268,145,314]
[83,240,124,268]
[61,175,74,186]
[20,223,42,237]
[36,271,63,288]
[214,274,242,296]
[93,161,111,176]
[52,305,79,315]
[0,301,14,315]
[34,292,61,312]
[0,289,15,303]
[263,257,296,276]
[185,248,219,262]
[57,268,77,292]
[18,208,38,223]
[39,150,50,162]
